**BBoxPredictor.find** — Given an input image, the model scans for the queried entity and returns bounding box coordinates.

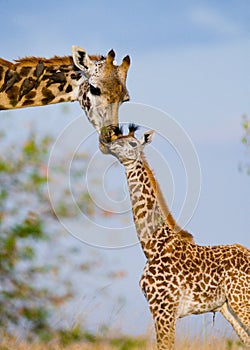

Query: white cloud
[190,6,242,37]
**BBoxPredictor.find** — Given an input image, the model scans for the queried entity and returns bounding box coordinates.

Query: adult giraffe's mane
[0,57,15,69]
[0,54,104,68]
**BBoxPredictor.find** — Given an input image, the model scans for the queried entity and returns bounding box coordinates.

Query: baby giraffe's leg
[221,302,250,347]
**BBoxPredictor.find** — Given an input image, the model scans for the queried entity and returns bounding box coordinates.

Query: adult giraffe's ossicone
[0,46,130,132]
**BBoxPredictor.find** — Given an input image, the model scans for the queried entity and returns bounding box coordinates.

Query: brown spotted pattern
[0,56,82,109]
[100,126,250,350]
[0,47,130,132]
[75,48,130,131]
[141,227,250,349]
[99,125,193,258]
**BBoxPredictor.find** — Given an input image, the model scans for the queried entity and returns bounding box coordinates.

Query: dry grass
[0,335,244,350]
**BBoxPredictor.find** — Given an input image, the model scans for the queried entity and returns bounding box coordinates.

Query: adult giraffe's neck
[0,56,85,110]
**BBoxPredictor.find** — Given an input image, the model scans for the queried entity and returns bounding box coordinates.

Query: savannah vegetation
[241,114,250,174]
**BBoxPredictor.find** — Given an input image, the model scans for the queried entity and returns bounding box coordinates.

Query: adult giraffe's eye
[89,84,101,96]
[129,141,137,147]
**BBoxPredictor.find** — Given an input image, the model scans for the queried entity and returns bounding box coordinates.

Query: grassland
[0,335,243,350]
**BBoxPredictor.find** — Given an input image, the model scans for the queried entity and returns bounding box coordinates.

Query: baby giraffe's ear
[72,46,95,77]
[140,130,155,145]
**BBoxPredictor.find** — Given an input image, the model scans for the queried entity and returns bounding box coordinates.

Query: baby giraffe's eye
[129,141,137,147]
[89,84,101,96]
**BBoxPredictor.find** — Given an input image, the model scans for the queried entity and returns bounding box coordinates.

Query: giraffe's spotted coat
[100,126,250,350]
[0,47,130,132]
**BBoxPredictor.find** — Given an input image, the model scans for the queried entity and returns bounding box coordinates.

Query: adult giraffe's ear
[141,130,155,145]
[72,46,95,77]
[119,55,130,80]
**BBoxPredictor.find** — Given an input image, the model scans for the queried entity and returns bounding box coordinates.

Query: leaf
[21,246,34,260]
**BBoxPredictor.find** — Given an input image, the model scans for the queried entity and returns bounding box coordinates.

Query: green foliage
[0,162,71,339]
[241,115,250,175]
[226,339,233,349]
[12,215,46,239]
[58,326,96,347]
[0,129,92,342]
[0,213,56,338]
[111,336,147,350]
[0,127,124,345]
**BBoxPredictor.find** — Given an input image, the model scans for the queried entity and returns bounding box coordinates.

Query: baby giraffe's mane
[140,152,193,242]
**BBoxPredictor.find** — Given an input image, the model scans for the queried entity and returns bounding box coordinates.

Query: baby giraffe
[99,124,250,350]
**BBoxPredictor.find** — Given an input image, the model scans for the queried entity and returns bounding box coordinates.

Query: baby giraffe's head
[99,123,155,165]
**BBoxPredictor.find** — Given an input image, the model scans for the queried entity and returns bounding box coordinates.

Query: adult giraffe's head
[72,46,130,132]
[0,46,130,133]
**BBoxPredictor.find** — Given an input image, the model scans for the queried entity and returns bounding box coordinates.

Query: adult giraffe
[100,124,250,350]
[0,46,130,132]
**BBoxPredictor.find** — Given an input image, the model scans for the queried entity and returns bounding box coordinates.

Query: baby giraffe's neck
[125,153,193,258]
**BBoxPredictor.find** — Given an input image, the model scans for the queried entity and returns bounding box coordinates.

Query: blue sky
[1,0,249,338]
[1,0,249,56]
